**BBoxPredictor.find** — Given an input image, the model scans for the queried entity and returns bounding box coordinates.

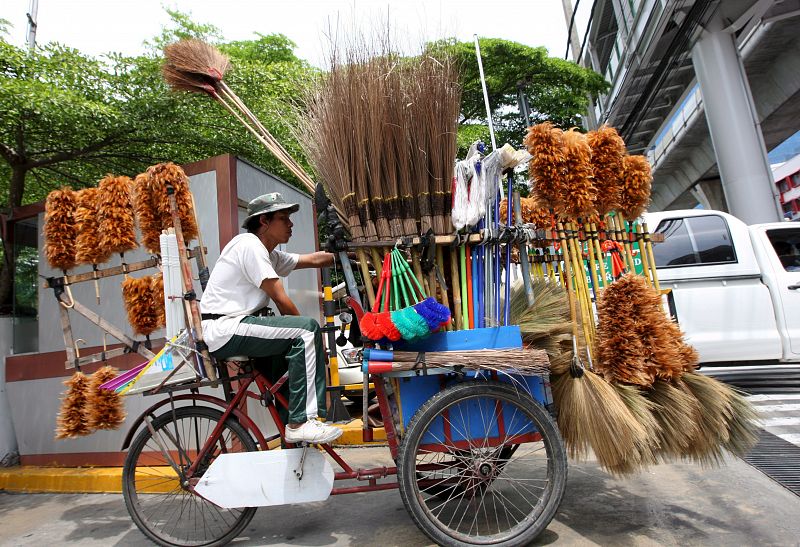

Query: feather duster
[74,187,111,266]
[44,188,77,271]
[619,155,652,220]
[147,162,199,244]
[560,129,597,220]
[151,274,166,329]
[587,125,626,216]
[55,371,91,439]
[133,173,163,254]
[86,365,126,430]
[122,276,160,336]
[524,122,565,212]
[499,196,555,228]
[97,175,138,255]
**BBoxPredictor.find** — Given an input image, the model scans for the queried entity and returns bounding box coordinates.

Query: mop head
[524,122,565,212]
[375,311,402,341]
[360,311,384,341]
[413,297,451,331]
[587,125,626,216]
[122,276,160,336]
[133,172,163,254]
[151,274,166,329]
[74,187,111,266]
[44,188,78,271]
[619,155,652,220]
[98,175,138,255]
[55,372,92,439]
[86,365,126,430]
[147,163,199,244]
[391,308,430,341]
[560,129,597,221]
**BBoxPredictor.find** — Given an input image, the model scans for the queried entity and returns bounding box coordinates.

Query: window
[779,179,789,193]
[767,228,800,272]
[652,215,737,267]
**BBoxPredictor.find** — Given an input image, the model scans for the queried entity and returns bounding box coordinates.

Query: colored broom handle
[382,252,393,312]
[395,249,426,301]
[391,251,413,308]
[460,245,468,328]
[392,249,425,304]
[372,253,390,313]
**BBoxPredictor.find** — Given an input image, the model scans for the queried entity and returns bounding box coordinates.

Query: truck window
[767,228,800,272]
[652,215,736,267]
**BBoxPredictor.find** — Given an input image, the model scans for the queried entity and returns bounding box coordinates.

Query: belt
[201,313,225,320]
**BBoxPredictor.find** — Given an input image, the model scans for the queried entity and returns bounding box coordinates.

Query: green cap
[241,192,300,228]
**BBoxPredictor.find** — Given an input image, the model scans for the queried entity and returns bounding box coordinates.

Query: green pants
[212,316,327,423]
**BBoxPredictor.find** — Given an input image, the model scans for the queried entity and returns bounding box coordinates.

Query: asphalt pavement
[2,447,800,547]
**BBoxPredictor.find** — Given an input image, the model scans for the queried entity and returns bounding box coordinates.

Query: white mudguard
[193,449,334,508]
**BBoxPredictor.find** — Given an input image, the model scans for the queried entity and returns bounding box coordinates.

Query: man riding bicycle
[200,192,343,444]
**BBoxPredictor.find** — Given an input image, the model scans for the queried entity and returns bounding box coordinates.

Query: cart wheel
[122,406,257,547]
[397,381,567,546]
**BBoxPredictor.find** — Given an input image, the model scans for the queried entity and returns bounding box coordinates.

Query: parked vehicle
[645,209,800,365]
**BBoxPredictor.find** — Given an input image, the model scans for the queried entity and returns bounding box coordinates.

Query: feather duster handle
[98,175,138,255]
[74,188,111,266]
[44,188,78,271]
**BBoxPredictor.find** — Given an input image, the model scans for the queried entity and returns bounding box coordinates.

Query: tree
[426,38,609,156]
[0,11,316,311]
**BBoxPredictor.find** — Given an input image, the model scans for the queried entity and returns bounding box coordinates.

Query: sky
[0,0,590,67]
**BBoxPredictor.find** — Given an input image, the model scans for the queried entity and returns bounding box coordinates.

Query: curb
[0,421,388,494]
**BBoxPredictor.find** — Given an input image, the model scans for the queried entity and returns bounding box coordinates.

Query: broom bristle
[723,386,760,456]
[611,383,661,472]
[647,380,702,461]
[161,63,216,94]
[86,365,126,430]
[163,39,230,82]
[681,372,732,467]
[55,372,92,439]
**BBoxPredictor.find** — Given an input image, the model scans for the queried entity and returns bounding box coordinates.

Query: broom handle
[450,247,463,330]
[592,221,609,288]
[513,190,535,307]
[566,222,595,347]
[356,249,376,310]
[634,223,653,289]
[435,246,453,330]
[188,192,210,291]
[615,214,637,274]
[642,222,661,292]
[582,221,602,293]
[166,187,217,385]
[556,221,582,347]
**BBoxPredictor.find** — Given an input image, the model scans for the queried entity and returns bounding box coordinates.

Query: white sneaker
[285,419,343,444]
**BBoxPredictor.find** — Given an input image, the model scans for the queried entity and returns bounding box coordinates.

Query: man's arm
[260,278,300,316]
[295,251,334,269]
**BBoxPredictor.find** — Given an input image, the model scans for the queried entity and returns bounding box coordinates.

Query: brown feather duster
[122,276,160,336]
[146,163,199,244]
[86,365,126,430]
[619,155,652,219]
[55,371,92,439]
[133,173,163,254]
[44,188,77,271]
[559,129,597,220]
[587,125,626,216]
[74,188,111,266]
[97,175,138,255]
[524,122,565,212]
[151,274,166,329]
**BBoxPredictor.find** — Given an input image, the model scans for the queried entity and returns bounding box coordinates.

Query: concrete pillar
[691,13,782,224]
[0,318,19,466]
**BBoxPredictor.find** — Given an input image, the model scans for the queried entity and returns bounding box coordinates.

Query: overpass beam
[691,12,782,223]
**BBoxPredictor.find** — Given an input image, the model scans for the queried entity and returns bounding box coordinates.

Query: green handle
[391,250,413,308]
[393,249,425,302]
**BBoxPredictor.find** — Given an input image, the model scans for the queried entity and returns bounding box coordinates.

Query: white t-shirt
[200,233,299,351]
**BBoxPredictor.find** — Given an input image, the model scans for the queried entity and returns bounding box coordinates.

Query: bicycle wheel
[122,406,257,547]
[397,381,567,547]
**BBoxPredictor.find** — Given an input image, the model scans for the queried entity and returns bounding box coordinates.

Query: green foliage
[426,38,609,157]
[0,10,316,210]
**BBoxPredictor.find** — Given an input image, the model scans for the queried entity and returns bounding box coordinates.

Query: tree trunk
[0,166,27,314]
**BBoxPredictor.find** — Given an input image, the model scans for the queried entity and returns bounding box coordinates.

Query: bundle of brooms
[297,37,461,241]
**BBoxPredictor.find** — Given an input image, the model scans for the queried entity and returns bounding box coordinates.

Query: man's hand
[260,278,300,316]
[296,251,335,269]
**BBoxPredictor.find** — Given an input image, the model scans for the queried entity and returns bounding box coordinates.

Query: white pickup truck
[645,209,800,365]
